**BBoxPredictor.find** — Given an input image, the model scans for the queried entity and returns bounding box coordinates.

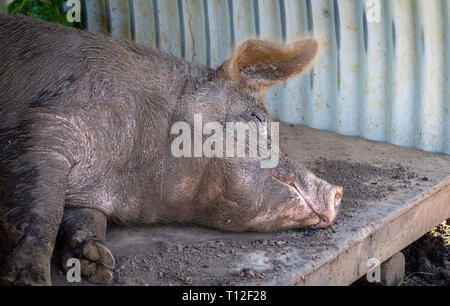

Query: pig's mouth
[269,170,332,229]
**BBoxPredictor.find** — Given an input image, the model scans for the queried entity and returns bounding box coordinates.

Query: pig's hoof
[61,238,115,284]
[0,256,51,286]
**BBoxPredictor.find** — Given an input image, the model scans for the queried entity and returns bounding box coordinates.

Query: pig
[0,14,343,285]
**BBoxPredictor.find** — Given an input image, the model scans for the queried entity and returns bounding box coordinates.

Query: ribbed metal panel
[1,0,449,155]
[0,0,8,14]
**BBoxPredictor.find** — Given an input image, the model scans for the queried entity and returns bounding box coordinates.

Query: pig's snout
[269,170,343,229]
[312,185,343,229]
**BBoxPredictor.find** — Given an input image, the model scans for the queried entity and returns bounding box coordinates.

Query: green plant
[397,272,434,286]
[7,0,82,28]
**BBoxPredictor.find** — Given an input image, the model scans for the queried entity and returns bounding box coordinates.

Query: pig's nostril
[333,187,343,209]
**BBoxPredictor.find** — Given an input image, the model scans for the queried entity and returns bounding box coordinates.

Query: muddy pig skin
[0,14,343,285]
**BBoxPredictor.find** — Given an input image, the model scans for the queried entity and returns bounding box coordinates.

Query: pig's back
[0,14,166,128]
[0,14,92,112]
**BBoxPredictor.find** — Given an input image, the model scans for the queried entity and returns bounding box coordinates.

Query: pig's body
[0,16,209,222]
[0,14,209,224]
[0,14,342,285]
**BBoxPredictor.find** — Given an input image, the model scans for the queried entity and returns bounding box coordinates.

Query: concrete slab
[51,123,450,286]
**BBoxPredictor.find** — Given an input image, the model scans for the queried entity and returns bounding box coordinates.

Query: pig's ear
[220,38,322,88]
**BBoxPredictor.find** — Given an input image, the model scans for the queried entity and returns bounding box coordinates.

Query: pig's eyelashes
[250,111,265,123]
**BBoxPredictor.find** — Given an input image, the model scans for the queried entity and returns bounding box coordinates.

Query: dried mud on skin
[51,158,434,286]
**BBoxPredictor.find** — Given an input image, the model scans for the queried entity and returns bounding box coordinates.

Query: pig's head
[172,38,343,232]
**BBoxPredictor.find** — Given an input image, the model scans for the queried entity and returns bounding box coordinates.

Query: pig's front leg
[58,207,115,284]
[0,152,70,285]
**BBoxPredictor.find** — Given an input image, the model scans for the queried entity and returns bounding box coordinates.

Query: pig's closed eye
[250,111,265,123]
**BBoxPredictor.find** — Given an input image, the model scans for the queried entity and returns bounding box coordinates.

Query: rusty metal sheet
[83,0,108,34]
[182,0,206,64]
[360,0,387,142]
[334,0,361,135]
[206,0,231,67]
[445,0,450,155]
[106,0,131,39]
[385,0,417,149]
[255,0,284,120]
[155,0,182,58]
[130,0,157,48]
[414,0,447,153]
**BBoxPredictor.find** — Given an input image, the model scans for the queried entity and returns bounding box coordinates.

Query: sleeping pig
[0,14,342,285]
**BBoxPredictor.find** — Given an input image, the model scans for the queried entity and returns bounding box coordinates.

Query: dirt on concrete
[306,158,422,221]
[313,159,449,287]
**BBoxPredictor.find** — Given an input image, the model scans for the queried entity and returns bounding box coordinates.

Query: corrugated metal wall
[1,0,449,155]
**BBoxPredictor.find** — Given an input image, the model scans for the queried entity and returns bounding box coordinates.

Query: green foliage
[7,0,83,29]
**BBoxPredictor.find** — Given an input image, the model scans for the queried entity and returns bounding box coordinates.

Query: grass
[397,272,434,286]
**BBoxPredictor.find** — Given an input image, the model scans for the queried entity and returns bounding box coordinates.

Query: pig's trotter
[61,240,115,284]
[0,239,53,286]
[59,208,114,284]
[0,151,70,286]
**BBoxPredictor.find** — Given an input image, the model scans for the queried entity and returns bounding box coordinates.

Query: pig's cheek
[247,196,315,229]
[278,204,319,228]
